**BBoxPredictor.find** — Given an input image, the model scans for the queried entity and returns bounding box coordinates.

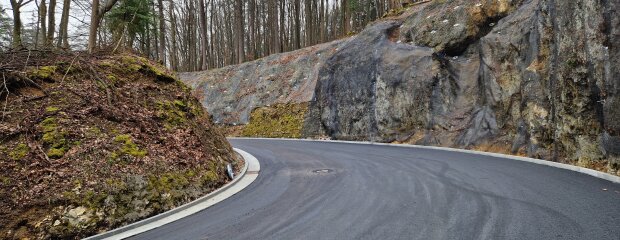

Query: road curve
[130,139,620,240]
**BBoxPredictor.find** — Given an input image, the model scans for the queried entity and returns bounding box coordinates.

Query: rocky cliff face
[180,0,620,174]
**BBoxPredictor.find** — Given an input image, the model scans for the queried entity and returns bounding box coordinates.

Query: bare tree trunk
[38,0,47,47]
[168,0,178,70]
[157,0,166,64]
[88,0,100,53]
[199,0,208,69]
[88,0,120,53]
[188,0,197,71]
[293,0,300,49]
[286,1,292,50]
[279,0,285,52]
[9,0,31,49]
[319,0,325,43]
[150,2,158,59]
[209,0,215,67]
[224,1,234,65]
[57,0,70,48]
[235,0,244,64]
[46,0,56,46]
[343,0,350,35]
[268,0,279,54]
[248,0,256,60]
[304,0,312,46]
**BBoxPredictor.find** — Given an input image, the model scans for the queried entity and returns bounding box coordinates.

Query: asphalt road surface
[130,139,620,240]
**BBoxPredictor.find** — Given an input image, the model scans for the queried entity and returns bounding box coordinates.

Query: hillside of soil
[0,51,239,239]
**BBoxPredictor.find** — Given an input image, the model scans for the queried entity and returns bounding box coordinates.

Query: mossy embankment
[0,51,239,239]
[240,103,308,138]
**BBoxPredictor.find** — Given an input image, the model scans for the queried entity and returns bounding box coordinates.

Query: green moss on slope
[242,103,308,138]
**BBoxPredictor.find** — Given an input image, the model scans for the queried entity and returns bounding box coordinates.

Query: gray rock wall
[180,0,620,172]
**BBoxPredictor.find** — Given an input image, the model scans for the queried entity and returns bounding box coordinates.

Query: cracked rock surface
[180,0,620,173]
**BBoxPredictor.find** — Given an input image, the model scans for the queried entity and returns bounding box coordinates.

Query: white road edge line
[85,148,261,240]
[230,137,620,184]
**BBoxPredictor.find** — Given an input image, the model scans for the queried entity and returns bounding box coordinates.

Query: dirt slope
[0,52,238,239]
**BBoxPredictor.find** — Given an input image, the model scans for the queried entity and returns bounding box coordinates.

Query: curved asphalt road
[131,139,620,240]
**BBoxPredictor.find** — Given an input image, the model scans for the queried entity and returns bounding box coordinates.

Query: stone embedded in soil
[64,207,92,227]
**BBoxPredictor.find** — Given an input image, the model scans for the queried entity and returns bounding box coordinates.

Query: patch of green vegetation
[120,55,143,72]
[156,100,192,129]
[186,169,197,178]
[62,191,79,201]
[47,148,66,158]
[40,117,69,159]
[99,56,141,74]
[189,101,204,117]
[111,134,147,161]
[242,103,308,138]
[175,80,192,93]
[99,61,115,68]
[148,172,190,193]
[82,190,107,209]
[144,171,200,209]
[10,143,30,160]
[105,178,128,193]
[29,66,57,80]
[46,106,60,113]
[103,55,177,83]
[201,170,219,185]
[201,161,223,187]
[56,61,78,75]
[173,100,187,108]
[106,74,119,84]
[41,117,58,133]
[86,127,103,138]
[134,56,177,83]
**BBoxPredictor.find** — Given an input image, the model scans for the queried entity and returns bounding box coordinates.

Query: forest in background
[2,0,420,72]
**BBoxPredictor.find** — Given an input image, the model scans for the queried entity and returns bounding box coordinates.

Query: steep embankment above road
[180,0,620,174]
[0,52,238,239]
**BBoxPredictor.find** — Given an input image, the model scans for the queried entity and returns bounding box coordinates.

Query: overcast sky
[2,0,91,47]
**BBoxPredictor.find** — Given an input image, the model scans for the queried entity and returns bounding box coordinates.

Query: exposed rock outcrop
[181,0,620,174]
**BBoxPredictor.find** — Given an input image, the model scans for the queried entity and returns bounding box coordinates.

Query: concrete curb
[230,137,620,184]
[85,148,261,240]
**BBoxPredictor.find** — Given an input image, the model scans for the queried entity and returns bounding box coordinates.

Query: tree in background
[154,0,409,71]
[46,0,56,47]
[56,0,71,49]
[0,6,13,48]
[9,0,34,49]
[106,0,152,51]
[88,0,120,53]
[5,0,411,69]
[36,0,47,47]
